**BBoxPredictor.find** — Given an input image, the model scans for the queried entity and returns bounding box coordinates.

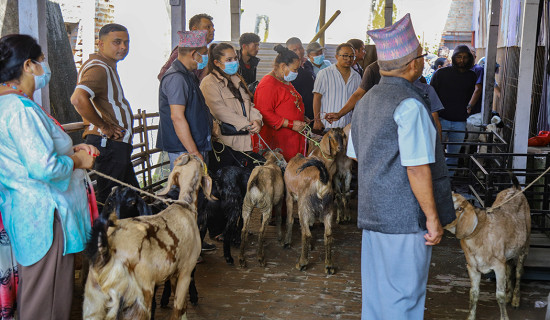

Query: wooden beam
[384,0,393,27]
[19,0,49,111]
[310,10,341,44]
[319,0,326,46]
[170,0,186,49]
[513,0,541,179]
[230,0,241,42]
[481,0,500,124]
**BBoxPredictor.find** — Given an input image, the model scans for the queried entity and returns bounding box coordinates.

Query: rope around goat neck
[88,169,188,206]
[486,165,550,213]
[296,124,332,160]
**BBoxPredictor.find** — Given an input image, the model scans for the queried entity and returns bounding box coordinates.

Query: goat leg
[324,212,335,275]
[239,198,253,268]
[494,263,510,320]
[275,202,283,242]
[512,250,527,308]
[257,207,272,267]
[189,268,198,306]
[466,264,481,320]
[283,193,294,248]
[296,213,312,271]
[223,227,235,265]
[505,262,513,304]
[170,271,193,320]
[343,171,352,222]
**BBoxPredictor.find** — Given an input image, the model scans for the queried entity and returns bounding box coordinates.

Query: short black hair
[189,14,213,30]
[239,33,261,48]
[0,34,42,83]
[98,23,128,39]
[336,43,354,55]
[285,37,302,47]
[433,57,447,70]
[347,39,364,51]
[273,44,299,65]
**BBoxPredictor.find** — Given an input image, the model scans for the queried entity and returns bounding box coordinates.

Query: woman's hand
[73,143,100,157]
[292,120,307,132]
[71,150,96,170]
[248,120,262,134]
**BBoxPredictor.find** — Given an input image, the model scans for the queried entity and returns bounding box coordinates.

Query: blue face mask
[196,54,208,70]
[33,61,51,90]
[313,54,325,65]
[284,69,298,82]
[222,60,239,75]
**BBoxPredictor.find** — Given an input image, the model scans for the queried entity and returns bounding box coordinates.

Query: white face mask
[33,61,51,90]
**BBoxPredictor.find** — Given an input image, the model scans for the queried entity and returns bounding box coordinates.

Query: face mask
[222,60,239,75]
[196,54,208,70]
[313,54,325,65]
[33,61,51,90]
[284,69,298,82]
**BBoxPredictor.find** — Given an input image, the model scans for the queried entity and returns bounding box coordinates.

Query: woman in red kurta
[254,45,307,161]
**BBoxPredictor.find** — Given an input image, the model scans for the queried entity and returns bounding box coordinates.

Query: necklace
[1,82,29,98]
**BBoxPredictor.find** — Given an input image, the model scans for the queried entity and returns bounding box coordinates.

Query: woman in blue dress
[0,34,99,320]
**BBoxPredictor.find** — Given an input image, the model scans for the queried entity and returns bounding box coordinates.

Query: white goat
[444,178,530,320]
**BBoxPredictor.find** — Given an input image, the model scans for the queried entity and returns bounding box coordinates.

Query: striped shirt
[313,64,361,129]
[76,54,133,144]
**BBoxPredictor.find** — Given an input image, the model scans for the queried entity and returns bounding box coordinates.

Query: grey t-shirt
[162,73,189,106]
[413,79,445,113]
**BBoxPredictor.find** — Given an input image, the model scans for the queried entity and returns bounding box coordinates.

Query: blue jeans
[440,119,466,169]
[168,151,209,171]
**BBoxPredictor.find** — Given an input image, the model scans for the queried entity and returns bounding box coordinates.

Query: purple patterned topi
[178,30,208,48]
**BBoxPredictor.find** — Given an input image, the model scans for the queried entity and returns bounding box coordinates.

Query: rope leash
[255,132,286,167]
[296,124,332,160]
[486,165,550,213]
[88,169,188,206]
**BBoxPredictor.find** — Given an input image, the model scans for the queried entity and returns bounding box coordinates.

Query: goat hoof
[296,263,307,271]
[225,256,234,265]
[325,266,336,275]
[191,300,199,306]
[283,243,291,249]
[258,257,266,267]
[239,258,247,268]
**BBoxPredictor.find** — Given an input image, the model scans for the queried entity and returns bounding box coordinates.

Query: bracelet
[287,120,294,130]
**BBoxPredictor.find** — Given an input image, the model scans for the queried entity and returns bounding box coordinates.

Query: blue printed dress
[0,94,91,267]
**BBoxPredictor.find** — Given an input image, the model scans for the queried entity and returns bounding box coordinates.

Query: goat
[333,124,354,224]
[284,154,335,274]
[83,154,214,320]
[239,150,286,268]
[444,176,530,320]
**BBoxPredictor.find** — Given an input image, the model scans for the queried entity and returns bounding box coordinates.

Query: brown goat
[444,180,530,320]
[239,150,286,268]
[83,155,214,320]
[284,152,335,274]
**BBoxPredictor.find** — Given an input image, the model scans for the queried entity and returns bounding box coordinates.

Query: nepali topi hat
[367,13,420,71]
[178,30,208,48]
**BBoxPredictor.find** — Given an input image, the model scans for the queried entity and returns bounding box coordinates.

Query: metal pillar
[384,0,393,27]
[19,0,49,110]
[513,0,541,179]
[482,0,500,124]
[230,0,241,42]
[170,0,186,49]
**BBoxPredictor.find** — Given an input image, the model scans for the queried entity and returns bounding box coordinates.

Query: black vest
[351,76,455,233]
[156,60,212,153]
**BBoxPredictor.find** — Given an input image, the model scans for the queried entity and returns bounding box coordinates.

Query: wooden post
[310,10,342,44]
[319,0,326,46]
[513,0,541,180]
[384,0,393,27]
[19,0,49,111]
[481,0,500,124]
[230,0,241,42]
[170,0,186,49]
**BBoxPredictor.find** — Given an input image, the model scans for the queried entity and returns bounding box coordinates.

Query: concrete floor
[72,202,550,320]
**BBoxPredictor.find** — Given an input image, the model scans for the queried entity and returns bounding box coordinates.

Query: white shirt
[313,64,362,129]
[347,98,436,167]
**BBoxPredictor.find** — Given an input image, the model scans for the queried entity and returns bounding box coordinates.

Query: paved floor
[72,202,550,320]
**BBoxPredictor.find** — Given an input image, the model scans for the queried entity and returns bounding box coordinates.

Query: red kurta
[253,75,306,161]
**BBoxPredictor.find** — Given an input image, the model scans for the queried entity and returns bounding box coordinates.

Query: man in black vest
[349,14,454,319]
[157,30,212,168]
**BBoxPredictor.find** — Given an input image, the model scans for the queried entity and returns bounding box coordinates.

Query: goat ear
[175,154,190,166]
[455,206,478,239]
[201,175,218,201]
[443,219,457,234]
[157,171,179,196]
[320,134,332,156]
[137,197,153,216]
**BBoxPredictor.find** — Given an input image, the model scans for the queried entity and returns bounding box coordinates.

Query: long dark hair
[207,42,251,103]
[273,44,298,65]
[0,34,42,83]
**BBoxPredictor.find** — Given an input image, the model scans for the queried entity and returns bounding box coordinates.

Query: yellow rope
[297,124,332,160]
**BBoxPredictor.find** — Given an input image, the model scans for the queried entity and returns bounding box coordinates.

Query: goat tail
[297,159,330,184]
[509,172,521,190]
[84,207,118,269]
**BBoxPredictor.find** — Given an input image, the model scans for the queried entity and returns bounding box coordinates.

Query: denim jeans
[168,151,209,171]
[440,118,466,169]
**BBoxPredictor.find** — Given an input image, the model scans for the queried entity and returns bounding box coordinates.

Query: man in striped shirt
[312,43,362,130]
[71,23,139,209]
